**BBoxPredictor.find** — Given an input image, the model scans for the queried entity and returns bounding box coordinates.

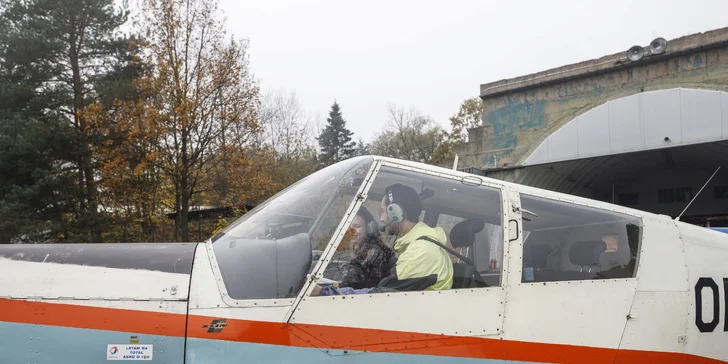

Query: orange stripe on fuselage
[0,298,724,364]
[0,298,186,337]
[187,312,725,363]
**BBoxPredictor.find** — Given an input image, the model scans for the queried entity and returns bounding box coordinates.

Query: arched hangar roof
[508,88,728,198]
[525,88,728,166]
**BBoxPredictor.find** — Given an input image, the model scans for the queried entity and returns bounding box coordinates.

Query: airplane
[1,155,727,363]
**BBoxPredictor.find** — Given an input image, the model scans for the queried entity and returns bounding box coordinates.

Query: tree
[317,101,356,166]
[260,89,315,160]
[449,97,483,144]
[140,0,263,242]
[370,103,449,165]
[83,73,168,242]
[0,0,137,242]
[0,94,78,243]
[258,88,319,187]
[0,5,69,243]
[354,137,370,156]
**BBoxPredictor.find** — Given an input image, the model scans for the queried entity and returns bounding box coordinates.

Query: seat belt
[418,236,475,267]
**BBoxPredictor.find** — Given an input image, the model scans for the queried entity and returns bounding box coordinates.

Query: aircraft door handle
[508,219,519,242]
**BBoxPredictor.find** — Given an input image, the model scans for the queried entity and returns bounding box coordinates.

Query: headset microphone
[367,220,392,234]
[367,220,381,235]
[379,220,393,233]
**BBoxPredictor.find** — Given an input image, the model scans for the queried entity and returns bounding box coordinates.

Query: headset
[381,186,406,234]
[363,186,407,236]
[385,188,405,225]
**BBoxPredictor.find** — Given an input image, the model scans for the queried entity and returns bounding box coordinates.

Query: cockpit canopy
[211,156,374,299]
[207,155,643,301]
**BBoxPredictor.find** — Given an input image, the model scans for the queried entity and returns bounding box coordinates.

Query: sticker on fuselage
[107,344,153,361]
[202,319,228,333]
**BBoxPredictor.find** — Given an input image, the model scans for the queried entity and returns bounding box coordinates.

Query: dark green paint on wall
[485,99,546,136]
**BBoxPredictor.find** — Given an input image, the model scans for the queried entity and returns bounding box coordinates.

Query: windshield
[210,156,374,300]
[213,156,373,244]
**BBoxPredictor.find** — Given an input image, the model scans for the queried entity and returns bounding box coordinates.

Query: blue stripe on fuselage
[185,337,539,364]
[0,321,541,363]
[0,321,184,364]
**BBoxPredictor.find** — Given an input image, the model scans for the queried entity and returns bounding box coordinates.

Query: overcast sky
[217,0,728,143]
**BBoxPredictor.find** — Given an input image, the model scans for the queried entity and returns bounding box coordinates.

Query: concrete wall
[455,27,728,170]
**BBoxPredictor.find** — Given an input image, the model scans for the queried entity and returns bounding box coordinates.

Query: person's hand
[311,284,323,296]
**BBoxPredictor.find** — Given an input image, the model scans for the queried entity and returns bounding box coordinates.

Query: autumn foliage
[80,0,281,242]
[0,0,463,244]
[84,76,168,242]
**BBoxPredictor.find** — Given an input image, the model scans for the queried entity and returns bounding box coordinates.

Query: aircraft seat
[569,240,607,269]
[522,243,553,282]
[558,240,607,281]
[448,218,488,289]
[450,218,485,249]
[523,243,551,268]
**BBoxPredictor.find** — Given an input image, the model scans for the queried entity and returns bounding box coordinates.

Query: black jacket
[339,237,396,289]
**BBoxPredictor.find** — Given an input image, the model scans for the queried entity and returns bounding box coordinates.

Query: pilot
[337,206,396,289]
[314,183,453,295]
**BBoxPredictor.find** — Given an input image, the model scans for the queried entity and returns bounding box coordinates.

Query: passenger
[314,183,453,295]
[338,207,396,289]
[602,233,619,252]
[597,232,632,278]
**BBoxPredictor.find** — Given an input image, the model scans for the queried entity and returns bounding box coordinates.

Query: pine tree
[0,65,78,243]
[0,4,75,243]
[0,0,138,243]
[317,101,356,166]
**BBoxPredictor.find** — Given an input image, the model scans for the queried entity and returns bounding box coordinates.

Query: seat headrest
[450,218,485,248]
[569,240,606,267]
[523,243,552,269]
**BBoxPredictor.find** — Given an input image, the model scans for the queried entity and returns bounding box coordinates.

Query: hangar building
[453,27,728,227]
